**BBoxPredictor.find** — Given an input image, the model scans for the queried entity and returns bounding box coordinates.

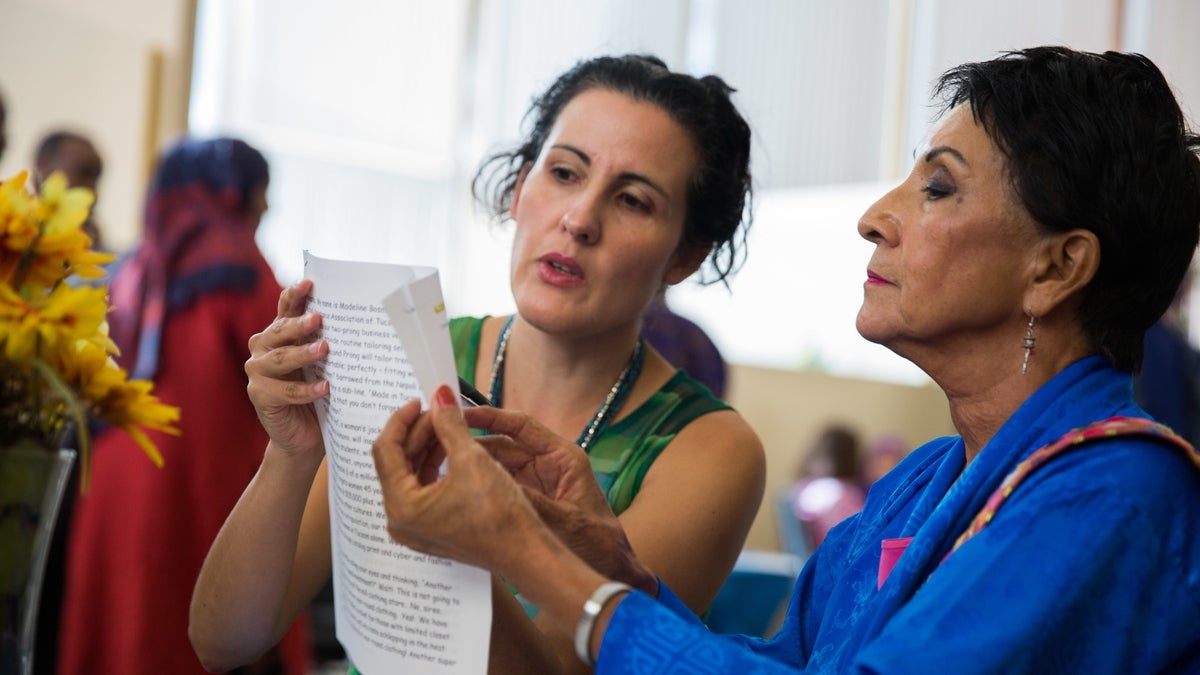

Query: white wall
[0,0,193,252]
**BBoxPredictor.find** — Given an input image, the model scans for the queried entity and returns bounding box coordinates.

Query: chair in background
[774,488,816,563]
[707,549,804,637]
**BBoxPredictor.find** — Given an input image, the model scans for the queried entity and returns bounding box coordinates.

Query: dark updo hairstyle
[472,54,753,286]
[934,46,1200,372]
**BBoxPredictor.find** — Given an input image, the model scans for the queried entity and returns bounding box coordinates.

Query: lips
[537,252,584,288]
[865,269,893,286]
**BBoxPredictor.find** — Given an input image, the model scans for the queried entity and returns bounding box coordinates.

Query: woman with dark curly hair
[192,55,765,674]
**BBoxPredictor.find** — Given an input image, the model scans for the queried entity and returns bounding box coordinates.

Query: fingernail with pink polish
[435,385,457,408]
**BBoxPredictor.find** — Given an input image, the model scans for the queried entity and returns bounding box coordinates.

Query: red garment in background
[57,276,312,675]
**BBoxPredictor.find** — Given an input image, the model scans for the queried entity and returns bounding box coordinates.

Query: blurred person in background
[33,130,106,251]
[859,434,907,491]
[57,137,312,675]
[1134,271,1200,448]
[778,425,866,555]
[641,288,728,398]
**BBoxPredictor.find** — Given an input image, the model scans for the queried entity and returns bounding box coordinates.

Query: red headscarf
[108,137,271,379]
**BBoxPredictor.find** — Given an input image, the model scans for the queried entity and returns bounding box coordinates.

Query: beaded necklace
[488,316,644,452]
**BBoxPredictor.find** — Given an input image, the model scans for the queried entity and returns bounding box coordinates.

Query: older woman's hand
[244,279,329,459]
[371,388,547,572]
[465,406,658,595]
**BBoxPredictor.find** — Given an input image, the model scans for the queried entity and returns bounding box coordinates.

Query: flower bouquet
[0,170,179,486]
[1,170,181,673]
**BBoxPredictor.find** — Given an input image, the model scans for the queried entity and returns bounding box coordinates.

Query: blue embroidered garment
[599,357,1200,673]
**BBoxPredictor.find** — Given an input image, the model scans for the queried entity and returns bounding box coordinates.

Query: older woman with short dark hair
[373,47,1200,674]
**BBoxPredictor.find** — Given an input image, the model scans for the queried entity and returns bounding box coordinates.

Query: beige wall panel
[727,363,954,551]
[0,0,192,252]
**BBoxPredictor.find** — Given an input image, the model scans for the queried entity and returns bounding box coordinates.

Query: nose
[856,184,902,245]
[561,192,603,244]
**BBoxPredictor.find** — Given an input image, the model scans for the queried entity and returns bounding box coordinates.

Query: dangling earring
[1021,315,1036,375]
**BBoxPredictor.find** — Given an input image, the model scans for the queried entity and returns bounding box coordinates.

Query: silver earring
[1021,315,1036,375]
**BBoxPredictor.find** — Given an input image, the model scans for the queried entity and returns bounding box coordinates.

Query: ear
[1025,229,1100,317]
[508,164,531,221]
[664,241,713,286]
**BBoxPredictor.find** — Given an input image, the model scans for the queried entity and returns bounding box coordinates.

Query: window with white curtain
[191,0,472,283]
[190,0,1200,385]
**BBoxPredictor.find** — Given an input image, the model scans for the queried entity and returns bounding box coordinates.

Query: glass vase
[0,444,76,675]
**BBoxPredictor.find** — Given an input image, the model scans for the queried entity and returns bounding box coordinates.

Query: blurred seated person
[859,433,908,491]
[779,425,866,553]
[1134,272,1200,447]
[641,288,728,398]
[33,130,106,251]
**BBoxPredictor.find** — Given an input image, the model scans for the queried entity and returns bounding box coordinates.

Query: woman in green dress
[191,54,765,674]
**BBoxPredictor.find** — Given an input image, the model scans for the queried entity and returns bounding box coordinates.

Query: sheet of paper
[303,252,490,674]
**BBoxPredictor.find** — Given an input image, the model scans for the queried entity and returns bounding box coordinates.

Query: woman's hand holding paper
[244,279,329,461]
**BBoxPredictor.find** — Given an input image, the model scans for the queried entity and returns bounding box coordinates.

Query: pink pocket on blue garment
[878,537,914,589]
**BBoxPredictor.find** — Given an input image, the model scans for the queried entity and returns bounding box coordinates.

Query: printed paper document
[303,252,490,674]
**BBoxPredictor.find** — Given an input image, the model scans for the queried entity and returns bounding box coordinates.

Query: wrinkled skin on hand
[465,406,654,590]
[372,393,656,594]
[371,395,547,572]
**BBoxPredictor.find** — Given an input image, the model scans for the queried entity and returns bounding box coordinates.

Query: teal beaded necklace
[488,316,645,452]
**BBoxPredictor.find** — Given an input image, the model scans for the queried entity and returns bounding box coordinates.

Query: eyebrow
[923,145,969,167]
[550,143,671,199]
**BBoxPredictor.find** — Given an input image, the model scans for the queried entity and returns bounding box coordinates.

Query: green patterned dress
[450,316,730,515]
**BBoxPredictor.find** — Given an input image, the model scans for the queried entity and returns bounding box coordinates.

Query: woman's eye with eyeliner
[922,169,956,200]
[922,182,952,200]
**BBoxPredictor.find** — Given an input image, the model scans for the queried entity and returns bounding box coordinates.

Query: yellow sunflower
[1,169,179,486]
[0,282,110,361]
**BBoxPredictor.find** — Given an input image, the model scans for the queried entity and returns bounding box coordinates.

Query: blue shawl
[599,356,1200,673]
